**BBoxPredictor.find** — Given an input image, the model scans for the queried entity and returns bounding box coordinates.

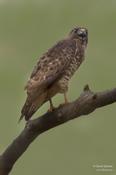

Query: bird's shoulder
[48,38,77,54]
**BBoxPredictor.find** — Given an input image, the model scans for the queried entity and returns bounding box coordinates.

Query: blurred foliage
[0,0,116,174]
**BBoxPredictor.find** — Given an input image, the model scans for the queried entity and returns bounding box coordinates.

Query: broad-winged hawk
[20,26,88,121]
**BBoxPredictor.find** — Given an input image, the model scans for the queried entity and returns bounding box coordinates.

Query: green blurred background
[0,0,116,174]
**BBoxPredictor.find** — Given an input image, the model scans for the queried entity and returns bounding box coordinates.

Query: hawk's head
[69,27,88,45]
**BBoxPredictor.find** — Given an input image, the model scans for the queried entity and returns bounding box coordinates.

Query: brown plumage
[20,26,88,121]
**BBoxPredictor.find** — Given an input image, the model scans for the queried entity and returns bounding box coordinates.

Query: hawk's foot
[48,98,55,112]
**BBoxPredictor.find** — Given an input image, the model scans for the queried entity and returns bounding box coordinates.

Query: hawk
[20,26,88,121]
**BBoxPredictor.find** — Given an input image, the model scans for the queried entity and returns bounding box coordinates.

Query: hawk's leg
[59,92,69,108]
[48,98,55,112]
[64,92,69,104]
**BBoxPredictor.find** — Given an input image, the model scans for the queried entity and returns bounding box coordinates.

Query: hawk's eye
[74,29,78,33]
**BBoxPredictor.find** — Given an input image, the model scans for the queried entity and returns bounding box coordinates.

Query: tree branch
[0,85,116,175]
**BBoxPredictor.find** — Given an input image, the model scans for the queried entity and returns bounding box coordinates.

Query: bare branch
[0,86,116,175]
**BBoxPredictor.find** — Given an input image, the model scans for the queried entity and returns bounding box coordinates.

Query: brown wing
[25,39,76,97]
[20,39,76,121]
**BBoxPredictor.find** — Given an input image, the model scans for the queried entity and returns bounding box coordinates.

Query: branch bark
[0,85,116,175]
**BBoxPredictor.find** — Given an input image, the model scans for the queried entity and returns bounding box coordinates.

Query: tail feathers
[19,95,46,122]
[19,99,33,122]
[19,101,37,122]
